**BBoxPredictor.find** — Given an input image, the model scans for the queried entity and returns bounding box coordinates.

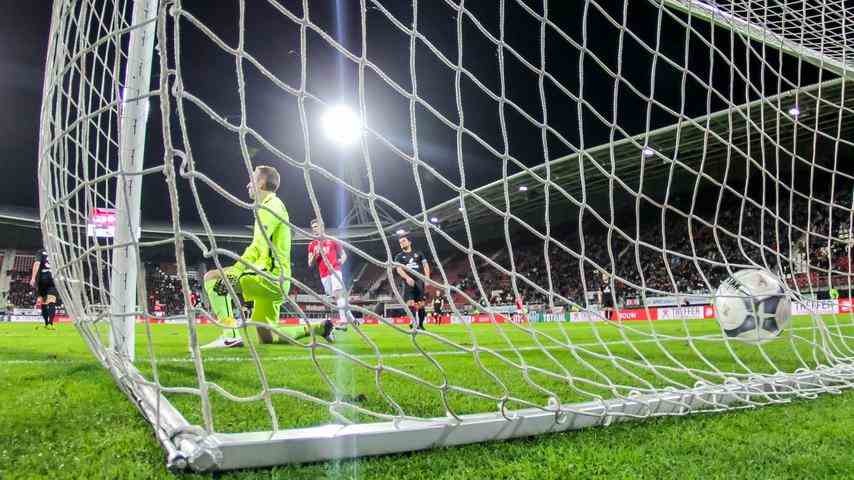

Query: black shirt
[37,250,52,279]
[394,250,427,279]
[599,283,612,302]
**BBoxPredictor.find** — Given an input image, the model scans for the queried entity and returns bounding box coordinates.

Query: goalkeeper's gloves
[213,272,239,296]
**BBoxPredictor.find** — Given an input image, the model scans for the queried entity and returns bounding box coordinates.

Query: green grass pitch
[3,316,854,479]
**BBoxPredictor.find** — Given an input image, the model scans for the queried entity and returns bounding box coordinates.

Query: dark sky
[4,1,829,234]
[0,3,50,209]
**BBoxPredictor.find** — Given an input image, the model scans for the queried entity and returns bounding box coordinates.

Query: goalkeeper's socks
[266,322,338,343]
[205,278,234,321]
[273,325,310,341]
[204,278,239,339]
[221,317,241,340]
[41,304,50,326]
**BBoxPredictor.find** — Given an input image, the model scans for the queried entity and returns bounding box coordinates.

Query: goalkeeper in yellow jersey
[200,165,337,349]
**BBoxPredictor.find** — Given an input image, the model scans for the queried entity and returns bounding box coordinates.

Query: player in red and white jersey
[308,218,356,326]
[515,294,528,322]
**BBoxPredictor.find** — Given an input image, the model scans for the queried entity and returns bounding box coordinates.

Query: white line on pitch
[0,336,717,365]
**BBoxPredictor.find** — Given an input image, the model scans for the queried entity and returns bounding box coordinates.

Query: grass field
[3,316,854,479]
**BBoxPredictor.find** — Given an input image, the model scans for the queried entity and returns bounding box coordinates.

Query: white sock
[336,296,356,324]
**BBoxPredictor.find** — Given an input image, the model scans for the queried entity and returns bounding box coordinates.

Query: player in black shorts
[30,249,58,329]
[394,234,431,330]
[598,272,615,321]
[431,293,444,325]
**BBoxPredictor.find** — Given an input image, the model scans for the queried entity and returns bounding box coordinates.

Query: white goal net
[38,0,854,472]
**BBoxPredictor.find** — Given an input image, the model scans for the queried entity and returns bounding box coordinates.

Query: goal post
[109,0,158,362]
[37,0,854,473]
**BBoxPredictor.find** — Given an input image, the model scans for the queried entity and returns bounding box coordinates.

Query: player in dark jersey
[30,249,58,329]
[431,293,444,325]
[598,272,615,321]
[394,234,431,330]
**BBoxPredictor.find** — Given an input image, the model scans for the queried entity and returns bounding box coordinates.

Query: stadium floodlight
[321,105,362,146]
[429,217,439,224]
[788,106,801,117]
[642,146,656,158]
[38,0,854,474]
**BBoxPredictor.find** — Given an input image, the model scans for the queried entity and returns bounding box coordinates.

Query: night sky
[4,1,834,237]
[0,3,50,210]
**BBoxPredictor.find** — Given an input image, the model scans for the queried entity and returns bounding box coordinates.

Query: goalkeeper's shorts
[235,272,291,325]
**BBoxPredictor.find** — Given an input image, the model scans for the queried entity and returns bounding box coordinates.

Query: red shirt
[308,238,341,278]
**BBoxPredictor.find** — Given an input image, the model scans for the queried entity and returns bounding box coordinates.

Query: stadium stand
[443,189,854,308]
[1,186,851,313]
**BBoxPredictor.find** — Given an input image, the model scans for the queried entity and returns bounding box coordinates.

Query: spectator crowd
[450,188,854,308]
[4,186,852,314]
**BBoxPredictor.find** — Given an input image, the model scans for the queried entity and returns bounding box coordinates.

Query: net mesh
[38,0,854,469]
[673,0,854,71]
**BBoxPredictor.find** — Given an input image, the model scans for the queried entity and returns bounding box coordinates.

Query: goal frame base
[105,350,854,472]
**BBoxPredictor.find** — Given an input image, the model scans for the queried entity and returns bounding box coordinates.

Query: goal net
[38,0,854,472]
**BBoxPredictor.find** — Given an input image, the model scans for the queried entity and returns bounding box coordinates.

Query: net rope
[39,0,854,446]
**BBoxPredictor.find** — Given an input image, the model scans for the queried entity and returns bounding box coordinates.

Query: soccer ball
[714,269,792,343]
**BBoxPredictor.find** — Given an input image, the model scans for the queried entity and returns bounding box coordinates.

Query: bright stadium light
[788,106,801,117]
[430,217,439,223]
[322,105,362,146]
[396,228,406,235]
[519,185,528,192]
[642,146,656,158]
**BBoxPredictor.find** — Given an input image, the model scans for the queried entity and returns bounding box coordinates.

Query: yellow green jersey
[230,193,291,280]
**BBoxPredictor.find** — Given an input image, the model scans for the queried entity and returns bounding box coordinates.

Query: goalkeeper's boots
[200,334,244,350]
[200,337,244,349]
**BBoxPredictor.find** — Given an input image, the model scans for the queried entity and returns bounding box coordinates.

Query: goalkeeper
[201,165,336,349]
